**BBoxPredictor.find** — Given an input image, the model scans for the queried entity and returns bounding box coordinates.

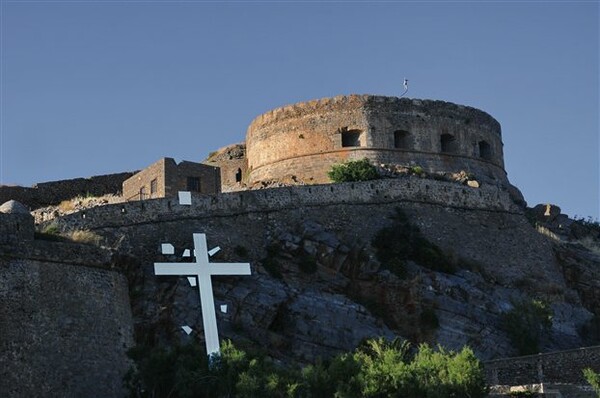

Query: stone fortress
[1,94,599,397]
[208,95,510,193]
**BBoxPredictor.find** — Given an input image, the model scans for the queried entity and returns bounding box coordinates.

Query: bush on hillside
[125,338,487,398]
[372,208,454,277]
[328,158,379,183]
[502,299,552,356]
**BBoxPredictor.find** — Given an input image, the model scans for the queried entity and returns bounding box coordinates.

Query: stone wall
[0,212,34,244]
[47,177,521,233]
[122,157,221,201]
[0,241,134,398]
[484,346,600,386]
[0,171,135,209]
[204,143,248,191]
[40,175,582,363]
[246,95,506,186]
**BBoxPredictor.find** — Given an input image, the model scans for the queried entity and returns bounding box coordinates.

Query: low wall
[485,346,600,386]
[45,177,521,232]
[0,171,135,209]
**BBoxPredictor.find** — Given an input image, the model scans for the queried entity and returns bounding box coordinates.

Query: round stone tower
[245,95,507,186]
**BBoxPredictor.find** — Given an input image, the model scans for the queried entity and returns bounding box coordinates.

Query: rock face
[43,180,600,364]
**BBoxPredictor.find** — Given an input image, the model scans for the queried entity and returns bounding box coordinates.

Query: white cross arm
[154,263,200,276]
[210,263,251,276]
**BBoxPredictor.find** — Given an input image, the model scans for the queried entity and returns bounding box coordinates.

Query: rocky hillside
[41,180,600,364]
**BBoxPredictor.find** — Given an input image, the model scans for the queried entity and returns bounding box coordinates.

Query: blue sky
[1,1,598,219]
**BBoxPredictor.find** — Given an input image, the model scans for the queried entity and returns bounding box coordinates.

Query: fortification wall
[0,241,134,398]
[484,346,600,386]
[0,171,135,209]
[40,174,572,362]
[204,143,248,191]
[0,213,34,244]
[46,177,520,232]
[246,95,505,186]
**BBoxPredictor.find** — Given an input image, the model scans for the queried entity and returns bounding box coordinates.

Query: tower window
[150,178,158,195]
[478,141,492,160]
[235,168,242,183]
[341,129,362,147]
[440,134,457,153]
[394,130,411,149]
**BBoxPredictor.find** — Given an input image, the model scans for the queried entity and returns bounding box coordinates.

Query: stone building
[122,157,221,201]
[208,95,509,190]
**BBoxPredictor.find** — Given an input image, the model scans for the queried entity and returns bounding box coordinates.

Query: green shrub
[409,165,425,176]
[298,254,318,274]
[126,339,487,398]
[502,299,552,355]
[262,257,282,279]
[372,208,454,277]
[328,158,379,183]
[583,368,600,395]
[420,307,440,330]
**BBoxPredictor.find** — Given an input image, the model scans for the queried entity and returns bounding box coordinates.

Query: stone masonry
[244,95,507,186]
[122,157,221,201]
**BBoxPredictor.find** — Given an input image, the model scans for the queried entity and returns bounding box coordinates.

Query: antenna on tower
[400,78,409,98]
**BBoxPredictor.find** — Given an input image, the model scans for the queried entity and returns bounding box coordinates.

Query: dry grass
[68,230,103,246]
[58,199,76,213]
[535,225,560,241]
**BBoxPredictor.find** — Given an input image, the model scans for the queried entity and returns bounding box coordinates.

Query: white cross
[154,233,251,357]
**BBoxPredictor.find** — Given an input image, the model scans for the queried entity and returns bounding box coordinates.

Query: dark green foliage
[502,299,552,355]
[409,165,425,176]
[328,158,379,183]
[262,243,283,279]
[126,339,487,398]
[420,307,440,330]
[262,257,282,279]
[233,245,249,258]
[34,231,70,242]
[372,208,454,277]
[583,368,600,395]
[298,254,317,274]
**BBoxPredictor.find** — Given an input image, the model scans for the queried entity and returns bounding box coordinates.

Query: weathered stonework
[0,171,135,210]
[0,212,34,245]
[245,95,506,186]
[0,242,134,398]
[122,157,221,201]
[205,143,248,191]
[39,177,595,363]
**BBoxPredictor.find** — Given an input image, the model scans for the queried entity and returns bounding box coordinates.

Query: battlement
[249,95,501,135]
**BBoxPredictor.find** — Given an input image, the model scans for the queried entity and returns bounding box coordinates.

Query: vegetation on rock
[372,208,454,277]
[328,159,379,183]
[502,299,552,356]
[125,338,487,398]
[583,368,600,395]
